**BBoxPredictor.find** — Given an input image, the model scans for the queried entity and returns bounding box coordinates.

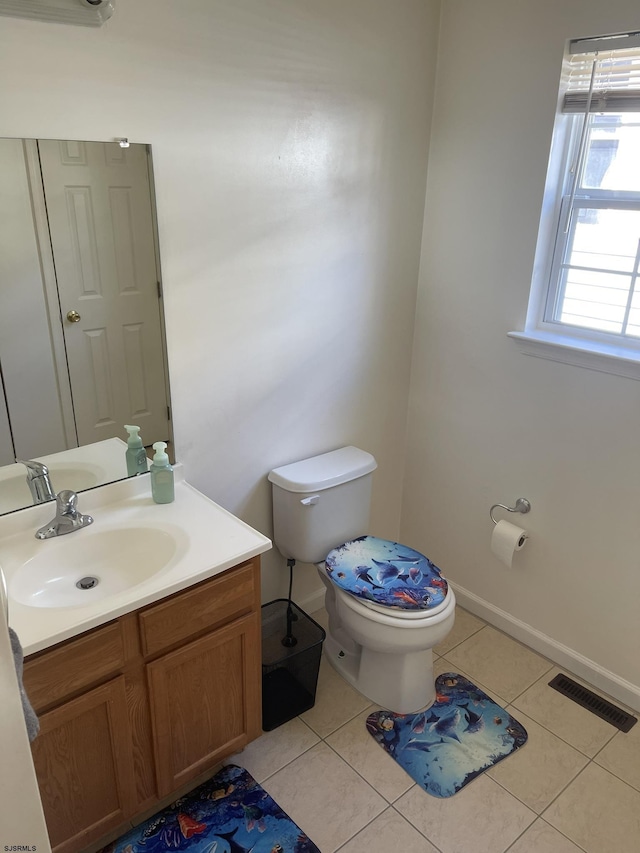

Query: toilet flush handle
[300,495,319,507]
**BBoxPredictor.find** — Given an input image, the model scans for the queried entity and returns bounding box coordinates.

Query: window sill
[508,330,640,381]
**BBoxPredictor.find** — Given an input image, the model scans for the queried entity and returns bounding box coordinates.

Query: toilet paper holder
[490,498,531,525]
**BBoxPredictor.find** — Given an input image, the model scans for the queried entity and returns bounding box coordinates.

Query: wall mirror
[0,137,172,515]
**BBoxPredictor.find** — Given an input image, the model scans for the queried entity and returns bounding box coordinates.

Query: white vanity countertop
[0,467,272,655]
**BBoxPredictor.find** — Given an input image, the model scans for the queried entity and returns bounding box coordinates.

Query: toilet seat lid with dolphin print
[324,535,448,611]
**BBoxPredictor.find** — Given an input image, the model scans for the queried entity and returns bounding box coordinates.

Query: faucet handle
[56,491,93,529]
[56,490,77,515]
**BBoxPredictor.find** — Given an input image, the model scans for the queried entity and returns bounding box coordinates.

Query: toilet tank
[268,446,377,564]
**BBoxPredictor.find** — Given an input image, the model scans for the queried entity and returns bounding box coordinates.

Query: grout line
[331,804,448,853]
[508,658,632,735]
[507,663,560,706]
[331,805,392,852]
[322,736,408,807]
[538,817,589,853]
[256,737,322,785]
[302,701,375,740]
[506,696,619,759]
[546,757,640,808]
[434,622,487,657]
[390,804,446,853]
[502,821,534,853]
[524,714,613,761]
[538,759,595,818]
[487,753,587,818]
[502,816,589,853]
[591,730,617,760]
[318,739,387,852]
[329,805,361,853]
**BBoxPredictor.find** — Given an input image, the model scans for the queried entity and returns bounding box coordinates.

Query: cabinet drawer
[24,622,126,712]
[139,560,257,658]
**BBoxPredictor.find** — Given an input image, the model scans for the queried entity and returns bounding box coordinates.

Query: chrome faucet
[18,460,56,505]
[35,490,94,540]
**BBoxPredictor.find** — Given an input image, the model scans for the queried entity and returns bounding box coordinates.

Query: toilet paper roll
[491,519,528,568]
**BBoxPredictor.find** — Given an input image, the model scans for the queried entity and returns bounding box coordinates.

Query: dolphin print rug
[100,764,319,853]
[366,673,528,798]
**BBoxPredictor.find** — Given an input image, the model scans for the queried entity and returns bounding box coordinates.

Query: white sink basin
[10,526,178,608]
[0,470,272,655]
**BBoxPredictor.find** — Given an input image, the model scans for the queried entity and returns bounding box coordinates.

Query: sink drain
[76,576,99,590]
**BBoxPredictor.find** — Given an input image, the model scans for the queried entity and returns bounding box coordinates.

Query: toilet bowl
[268,447,455,713]
[317,535,456,712]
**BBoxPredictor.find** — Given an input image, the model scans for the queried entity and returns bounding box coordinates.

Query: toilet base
[316,566,447,713]
[323,630,361,687]
[322,627,437,714]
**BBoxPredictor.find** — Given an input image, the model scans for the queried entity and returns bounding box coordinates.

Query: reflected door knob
[66,310,81,323]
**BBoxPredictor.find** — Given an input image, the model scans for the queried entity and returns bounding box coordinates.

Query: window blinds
[563,32,640,113]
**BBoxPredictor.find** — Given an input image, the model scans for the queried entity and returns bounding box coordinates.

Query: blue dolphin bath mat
[366,673,528,798]
[100,764,319,853]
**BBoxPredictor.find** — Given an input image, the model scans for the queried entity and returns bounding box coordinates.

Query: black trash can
[261,599,326,731]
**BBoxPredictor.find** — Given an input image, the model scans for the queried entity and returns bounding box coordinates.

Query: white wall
[404,0,640,709]
[0,0,440,604]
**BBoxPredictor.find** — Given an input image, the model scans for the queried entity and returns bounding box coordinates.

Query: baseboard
[453,583,640,714]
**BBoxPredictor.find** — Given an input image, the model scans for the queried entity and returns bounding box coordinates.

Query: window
[512,32,640,378]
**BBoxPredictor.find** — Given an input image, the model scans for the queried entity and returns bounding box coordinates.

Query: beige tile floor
[229,606,640,853]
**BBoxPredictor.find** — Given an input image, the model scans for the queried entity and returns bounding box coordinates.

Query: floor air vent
[548,673,637,733]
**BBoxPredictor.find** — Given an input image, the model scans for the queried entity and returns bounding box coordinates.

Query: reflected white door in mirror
[0,137,173,515]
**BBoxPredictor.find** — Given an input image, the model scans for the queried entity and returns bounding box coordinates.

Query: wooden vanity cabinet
[23,557,262,853]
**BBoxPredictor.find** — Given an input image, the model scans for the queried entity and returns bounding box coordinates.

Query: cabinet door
[147,612,261,797]
[31,676,136,853]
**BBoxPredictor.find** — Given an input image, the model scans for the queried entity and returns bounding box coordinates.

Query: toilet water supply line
[282,558,298,648]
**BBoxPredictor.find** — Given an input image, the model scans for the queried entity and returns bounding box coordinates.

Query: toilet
[268,446,456,713]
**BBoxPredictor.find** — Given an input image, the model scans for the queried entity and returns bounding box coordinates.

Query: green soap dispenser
[150,441,174,504]
[124,425,148,476]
